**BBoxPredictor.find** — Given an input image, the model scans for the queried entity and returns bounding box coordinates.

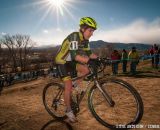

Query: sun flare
[29,0,79,32]
[48,0,64,8]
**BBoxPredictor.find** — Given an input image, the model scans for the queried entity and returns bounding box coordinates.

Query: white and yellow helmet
[80,17,97,30]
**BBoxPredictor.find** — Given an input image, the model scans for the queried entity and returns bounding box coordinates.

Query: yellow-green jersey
[55,32,92,64]
[128,51,139,60]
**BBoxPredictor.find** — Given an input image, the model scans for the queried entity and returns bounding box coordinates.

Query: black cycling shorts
[56,61,77,81]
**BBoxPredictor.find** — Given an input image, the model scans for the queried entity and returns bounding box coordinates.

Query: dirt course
[0,66,160,130]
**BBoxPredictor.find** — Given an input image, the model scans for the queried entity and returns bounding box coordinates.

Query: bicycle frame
[53,60,114,113]
[70,64,115,109]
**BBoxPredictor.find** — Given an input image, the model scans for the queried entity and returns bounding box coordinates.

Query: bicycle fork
[95,80,115,107]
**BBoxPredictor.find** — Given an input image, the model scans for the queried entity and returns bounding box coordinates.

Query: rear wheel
[43,82,66,119]
[88,78,143,129]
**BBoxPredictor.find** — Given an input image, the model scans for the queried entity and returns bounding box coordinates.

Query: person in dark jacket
[154,46,160,69]
[0,75,5,94]
[111,50,121,75]
[149,46,155,67]
[121,49,128,73]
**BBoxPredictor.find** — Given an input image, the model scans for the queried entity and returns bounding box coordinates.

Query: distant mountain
[34,40,152,51]
[90,40,152,50]
[33,45,55,50]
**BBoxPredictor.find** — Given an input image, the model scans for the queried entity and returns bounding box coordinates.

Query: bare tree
[1,34,34,72]
[13,34,34,70]
[0,42,2,73]
[1,35,17,71]
[0,41,9,73]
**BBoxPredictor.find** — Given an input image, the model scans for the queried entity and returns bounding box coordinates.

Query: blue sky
[0,0,160,46]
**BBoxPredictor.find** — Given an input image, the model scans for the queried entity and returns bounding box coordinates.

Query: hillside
[90,40,152,50]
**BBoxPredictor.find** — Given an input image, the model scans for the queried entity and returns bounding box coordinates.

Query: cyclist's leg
[57,64,73,110]
[63,77,72,111]
[63,78,77,122]
[57,64,77,122]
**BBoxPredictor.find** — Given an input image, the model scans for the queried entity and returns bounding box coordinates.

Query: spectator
[128,47,139,75]
[0,65,1,74]
[23,73,26,79]
[18,73,22,80]
[41,69,44,76]
[7,73,13,86]
[149,46,155,67]
[121,49,128,73]
[111,50,121,75]
[159,48,160,68]
[154,46,160,69]
[0,75,5,94]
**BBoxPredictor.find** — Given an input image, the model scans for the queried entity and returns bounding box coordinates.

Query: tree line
[0,34,61,74]
[0,34,34,72]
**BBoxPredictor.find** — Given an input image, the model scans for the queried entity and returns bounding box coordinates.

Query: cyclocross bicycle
[42,58,143,129]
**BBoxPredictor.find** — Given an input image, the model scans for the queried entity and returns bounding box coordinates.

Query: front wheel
[88,78,143,129]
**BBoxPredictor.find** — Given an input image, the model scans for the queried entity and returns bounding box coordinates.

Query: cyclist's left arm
[89,53,98,59]
[84,42,98,59]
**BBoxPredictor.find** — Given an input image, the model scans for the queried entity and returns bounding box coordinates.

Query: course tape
[109,54,160,64]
